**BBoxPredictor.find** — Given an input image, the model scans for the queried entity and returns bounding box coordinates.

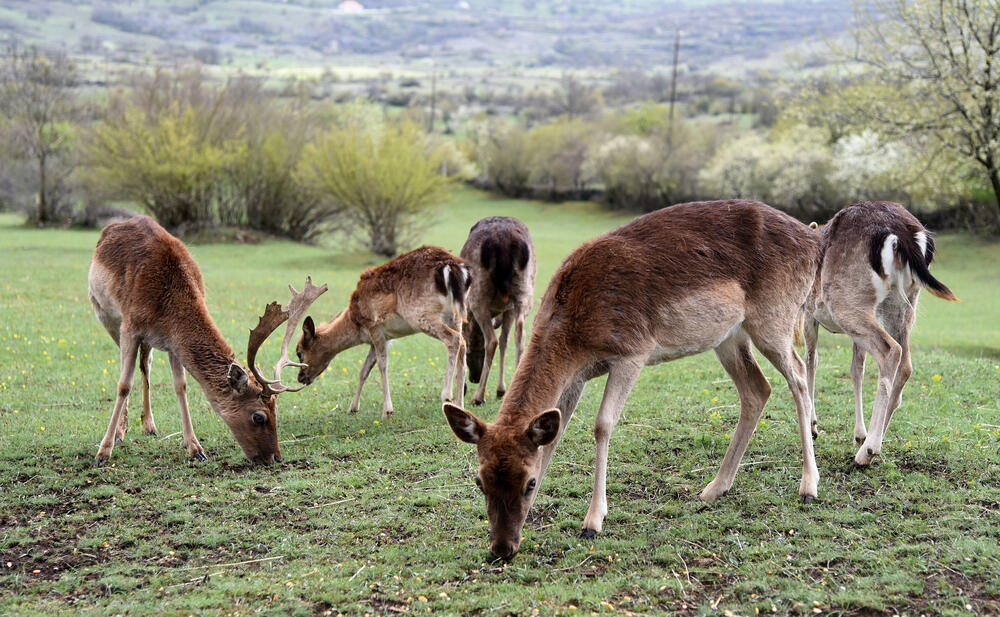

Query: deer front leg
[496,310,515,399]
[701,332,772,501]
[138,343,157,436]
[755,333,819,501]
[850,343,867,443]
[582,358,644,538]
[350,346,377,413]
[802,318,819,439]
[369,333,393,418]
[168,351,205,461]
[97,333,141,466]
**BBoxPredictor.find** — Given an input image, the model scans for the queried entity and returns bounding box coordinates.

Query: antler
[247,277,328,395]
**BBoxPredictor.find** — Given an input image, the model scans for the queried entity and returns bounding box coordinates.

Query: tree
[549,73,599,119]
[299,120,451,256]
[0,45,78,224]
[807,0,1000,221]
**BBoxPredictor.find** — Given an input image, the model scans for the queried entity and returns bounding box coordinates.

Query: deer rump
[465,234,530,383]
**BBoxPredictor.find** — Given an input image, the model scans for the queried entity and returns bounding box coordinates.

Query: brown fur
[445,200,823,558]
[296,246,471,416]
[460,217,537,405]
[88,216,282,465]
[804,201,957,465]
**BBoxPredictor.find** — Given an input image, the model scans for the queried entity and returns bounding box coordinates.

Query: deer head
[443,402,561,560]
[238,277,327,463]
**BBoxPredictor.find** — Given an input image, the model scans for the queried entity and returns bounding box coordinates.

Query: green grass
[1,189,999,616]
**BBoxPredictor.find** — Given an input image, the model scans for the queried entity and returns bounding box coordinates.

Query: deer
[461,217,537,406]
[803,201,958,467]
[88,215,327,466]
[295,246,471,417]
[443,199,822,559]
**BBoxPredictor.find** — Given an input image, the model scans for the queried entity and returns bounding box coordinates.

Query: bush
[298,119,451,256]
[476,122,535,197]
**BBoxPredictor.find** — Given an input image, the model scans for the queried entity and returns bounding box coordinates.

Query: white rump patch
[441,265,451,295]
[880,234,898,278]
[915,231,928,257]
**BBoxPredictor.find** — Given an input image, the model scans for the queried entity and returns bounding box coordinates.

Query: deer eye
[296,349,303,362]
[475,475,483,491]
[251,411,268,426]
[525,478,536,494]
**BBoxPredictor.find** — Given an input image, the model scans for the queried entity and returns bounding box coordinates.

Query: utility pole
[427,64,437,133]
[667,29,680,146]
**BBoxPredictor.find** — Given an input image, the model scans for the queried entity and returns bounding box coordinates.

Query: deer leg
[97,333,140,465]
[701,331,772,501]
[168,351,205,461]
[138,343,157,436]
[514,306,527,367]
[582,358,644,537]
[349,346,377,413]
[421,319,464,406]
[844,319,902,466]
[529,376,587,513]
[496,310,515,399]
[876,292,917,439]
[369,333,393,418]
[802,317,820,439]
[470,307,498,406]
[753,331,819,502]
[850,343,867,443]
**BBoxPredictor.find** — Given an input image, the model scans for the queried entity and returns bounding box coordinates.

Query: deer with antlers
[461,217,537,406]
[443,200,822,559]
[295,246,471,417]
[88,215,326,465]
[803,201,958,466]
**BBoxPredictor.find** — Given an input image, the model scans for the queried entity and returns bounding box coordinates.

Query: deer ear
[302,316,316,346]
[809,221,819,230]
[229,364,250,394]
[443,403,487,444]
[526,408,561,447]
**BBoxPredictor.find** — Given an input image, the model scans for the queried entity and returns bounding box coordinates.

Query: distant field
[1,189,998,616]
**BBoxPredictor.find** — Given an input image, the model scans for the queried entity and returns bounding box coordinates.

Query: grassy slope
[1,189,998,616]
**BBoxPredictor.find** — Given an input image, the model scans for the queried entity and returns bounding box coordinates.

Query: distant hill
[0,0,852,78]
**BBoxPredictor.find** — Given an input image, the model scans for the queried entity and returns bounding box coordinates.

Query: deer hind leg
[701,330,772,502]
[874,291,917,442]
[349,346,377,413]
[138,343,157,436]
[421,318,465,407]
[495,310,515,399]
[367,332,394,418]
[168,351,205,461]
[470,306,498,406]
[97,332,140,466]
[803,317,820,439]
[850,343,867,443]
[582,357,644,537]
[751,327,819,501]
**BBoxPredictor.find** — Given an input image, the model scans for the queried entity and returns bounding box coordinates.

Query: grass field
[1,189,999,616]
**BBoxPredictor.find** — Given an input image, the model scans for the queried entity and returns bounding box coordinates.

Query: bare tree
[824,0,1000,221]
[0,44,78,224]
[549,73,598,119]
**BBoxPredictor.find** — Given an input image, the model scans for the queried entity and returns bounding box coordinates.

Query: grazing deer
[88,215,326,466]
[443,200,822,559]
[296,246,471,417]
[803,201,957,466]
[461,217,537,406]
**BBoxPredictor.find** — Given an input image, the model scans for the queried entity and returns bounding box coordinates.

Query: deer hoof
[146,429,158,437]
[580,528,599,540]
[192,451,208,462]
[94,457,109,468]
[496,389,506,400]
[471,398,485,407]
[114,436,123,444]
[800,494,816,504]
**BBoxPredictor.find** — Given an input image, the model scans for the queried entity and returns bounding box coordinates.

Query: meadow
[1,189,999,616]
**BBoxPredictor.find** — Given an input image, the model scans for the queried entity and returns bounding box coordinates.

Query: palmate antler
[247,277,328,396]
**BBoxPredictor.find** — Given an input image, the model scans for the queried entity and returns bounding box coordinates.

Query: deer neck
[495,328,584,428]
[170,307,239,409]
[316,309,366,358]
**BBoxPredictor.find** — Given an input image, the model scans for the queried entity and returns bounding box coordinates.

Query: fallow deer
[803,201,957,466]
[461,217,537,405]
[295,246,471,417]
[444,200,822,559]
[89,215,326,465]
